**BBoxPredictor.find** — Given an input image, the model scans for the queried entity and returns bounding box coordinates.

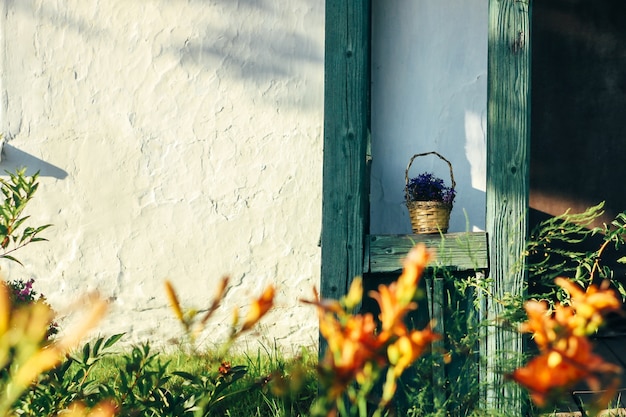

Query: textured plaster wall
[0,0,324,351]
[371,0,488,234]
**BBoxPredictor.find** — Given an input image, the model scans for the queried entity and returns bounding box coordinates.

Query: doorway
[530,0,626,320]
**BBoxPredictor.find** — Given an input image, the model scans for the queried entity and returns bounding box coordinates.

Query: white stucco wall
[371,0,488,234]
[0,0,324,352]
[0,0,487,352]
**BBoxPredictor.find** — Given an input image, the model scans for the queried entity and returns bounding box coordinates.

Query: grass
[79,344,318,417]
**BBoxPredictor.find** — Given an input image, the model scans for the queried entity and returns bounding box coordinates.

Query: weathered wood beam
[321,0,371,303]
[366,232,489,273]
[485,0,531,412]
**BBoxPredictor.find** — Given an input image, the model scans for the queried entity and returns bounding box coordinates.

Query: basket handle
[404,151,456,190]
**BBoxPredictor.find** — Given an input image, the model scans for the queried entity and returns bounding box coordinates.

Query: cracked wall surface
[0,0,324,351]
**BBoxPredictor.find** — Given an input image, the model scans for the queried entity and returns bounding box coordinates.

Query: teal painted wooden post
[484,0,531,413]
[321,1,371,304]
[425,274,447,409]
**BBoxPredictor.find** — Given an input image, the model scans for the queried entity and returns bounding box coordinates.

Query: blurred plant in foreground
[164,277,275,352]
[509,277,622,413]
[6,278,58,339]
[164,278,277,416]
[0,280,111,417]
[304,243,439,417]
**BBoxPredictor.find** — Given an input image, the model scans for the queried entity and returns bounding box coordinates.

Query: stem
[590,237,612,282]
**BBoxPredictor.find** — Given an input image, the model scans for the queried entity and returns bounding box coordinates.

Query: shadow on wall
[9,0,323,84]
[0,144,68,179]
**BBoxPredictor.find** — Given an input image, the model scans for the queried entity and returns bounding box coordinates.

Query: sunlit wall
[370,1,488,234]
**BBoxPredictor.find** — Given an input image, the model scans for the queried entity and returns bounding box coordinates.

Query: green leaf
[103,333,125,349]
[34,224,53,233]
[12,216,29,231]
[171,371,197,381]
[93,336,104,356]
[0,254,23,266]
[82,342,92,362]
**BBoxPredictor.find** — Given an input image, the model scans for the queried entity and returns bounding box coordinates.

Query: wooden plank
[425,275,447,409]
[320,0,371,301]
[367,232,488,274]
[484,0,532,413]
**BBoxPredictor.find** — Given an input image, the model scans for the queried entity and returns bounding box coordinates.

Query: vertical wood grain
[321,1,371,301]
[323,2,532,413]
[484,0,531,412]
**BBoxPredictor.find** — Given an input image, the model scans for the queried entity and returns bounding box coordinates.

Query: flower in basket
[406,172,456,206]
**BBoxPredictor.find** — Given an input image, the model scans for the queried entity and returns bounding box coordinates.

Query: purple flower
[406,172,455,205]
[5,278,59,338]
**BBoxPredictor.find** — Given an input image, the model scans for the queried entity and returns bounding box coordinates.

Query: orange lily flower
[388,328,440,377]
[369,244,430,333]
[241,285,275,331]
[316,311,386,399]
[510,351,586,408]
[510,342,621,408]
[395,244,431,305]
[369,284,417,333]
[556,278,621,334]
[164,280,184,322]
[519,300,556,349]
[556,278,621,315]
[200,276,229,325]
[512,278,623,408]
[304,243,438,411]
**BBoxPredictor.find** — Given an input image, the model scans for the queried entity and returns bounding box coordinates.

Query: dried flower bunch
[406,172,456,205]
[404,152,456,234]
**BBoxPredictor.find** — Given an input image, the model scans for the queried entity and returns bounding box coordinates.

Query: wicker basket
[405,152,455,234]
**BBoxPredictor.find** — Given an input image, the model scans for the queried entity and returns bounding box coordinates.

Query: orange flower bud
[164,281,184,322]
[241,285,275,332]
[344,277,363,311]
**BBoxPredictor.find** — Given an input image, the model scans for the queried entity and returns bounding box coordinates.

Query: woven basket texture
[406,200,451,234]
[405,152,455,234]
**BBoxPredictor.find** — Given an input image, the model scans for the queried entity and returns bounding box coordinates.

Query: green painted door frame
[320,1,371,302]
[484,0,531,412]
[321,0,531,412]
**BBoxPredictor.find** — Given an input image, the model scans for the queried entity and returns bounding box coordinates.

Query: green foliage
[457,202,626,331]
[527,201,626,306]
[19,336,191,417]
[17,333,124,415]
[9,169,625,416]
[173,363,253,416]
[0,168,51,265]
[13,335,317,417]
